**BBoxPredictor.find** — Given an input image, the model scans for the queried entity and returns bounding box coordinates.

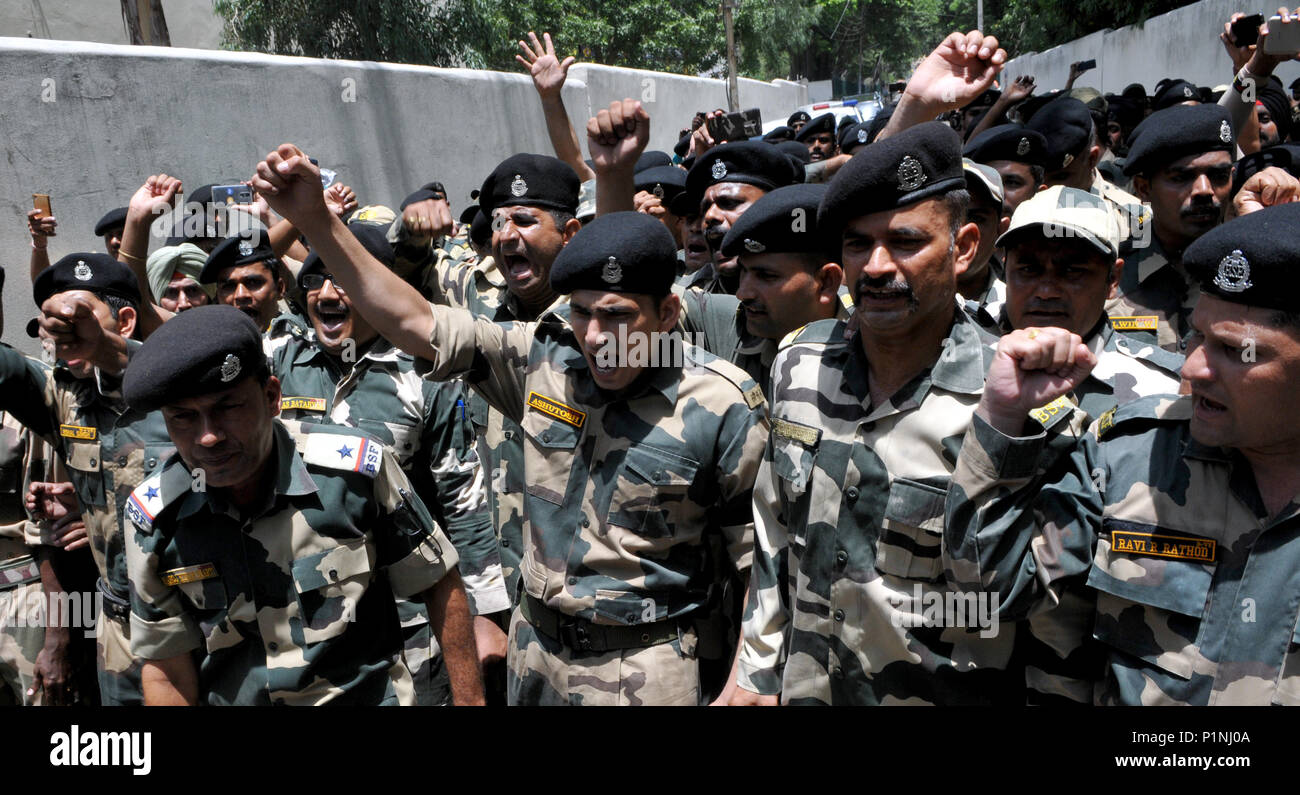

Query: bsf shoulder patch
[125,473,166,531]
[772,417,821,446]
[527,392,586,428]
[302,432,383,478]
[59,424,97,441]
[1109,315,1159,333]
[1110,529,1216,563]
[161,563,218,587]
[281,396,327,412]
[1029,395,1074,426]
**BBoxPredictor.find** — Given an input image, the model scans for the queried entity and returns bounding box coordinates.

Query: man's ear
[563,217,583,243]
[265,375,282,417]
[115,305,138,340]
[1132,175,1151,202]
[1108,257,1125,300]
[1088,143,1103,170]
[657,291,681,332]
[952,222,981,279]
[998,214,1012,235]
[816,262,843,301]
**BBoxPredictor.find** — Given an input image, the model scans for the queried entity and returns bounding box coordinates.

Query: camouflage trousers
[505,606,701,706]
[95,611,143,706]
[0,580,45,705]
[396,597,451,706]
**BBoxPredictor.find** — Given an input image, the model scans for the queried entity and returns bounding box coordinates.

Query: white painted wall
[0,0,223,49]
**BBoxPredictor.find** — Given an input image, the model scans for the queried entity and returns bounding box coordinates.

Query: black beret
[123,304,269,412]
[762,126,795,143]
[399,181,447,211]
[299,222,396,290]
[634,165,687,204]
[963,124,1049,167]
[865,110,893,145]
[1152,79,1201,111]
[838,121,873,154]
[686,141,805,198]
[93,206,128,237]
[1123,104,1234,176]
[787,110,812,127]
[1122,83,1148,103]
[636,151,673,173]
[200,231,278,284]
[1026,97,1093,171]
[1230,146,1294,198]
[1184,203,1300,312]
[774,140,811,164]
[458,204,480,226]
[1291,77,1300,92]
[479,153,579,216]
[795,113,837,142]
[965,88,1001,109]
[469,210,491,247]
[34,253,140,308]
[719,183,828,258]
[667,189,698,218]
[550,211,677,297]
[674,132,693,158]
[1106,96,1143,129]
[818,121,965,247]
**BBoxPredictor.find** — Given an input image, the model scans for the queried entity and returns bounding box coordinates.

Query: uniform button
[88,458,97,467]
[846,487,859,500]
[833,669,844,679]
[541,432,552,442]
[504,431,514,440]
[501,539,510,548]
[625,613,637,624]
[567,576,577,586]
[834,609,845,622]
[147,457,158,468]
[116,456,127,466]
[653,471,665,482]
[329,569,339,581]
[267,642,278,651]
[835,550,848,565]
[581,516,590,528]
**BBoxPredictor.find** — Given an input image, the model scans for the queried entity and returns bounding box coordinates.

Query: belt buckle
[558,617,593,653]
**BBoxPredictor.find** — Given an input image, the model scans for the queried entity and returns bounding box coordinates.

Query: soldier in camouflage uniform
[0,255,173,706]
[251,143,769,704]
[945,203,1300,704]
[0,406,47,705]
[1107,104,1236,352]
[274,225,506,705]
[957,160,1009,336]
[121,305,483,706]
[734,122,1046,705]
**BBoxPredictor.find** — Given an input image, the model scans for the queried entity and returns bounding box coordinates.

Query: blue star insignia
[337,444,354,459]
[145,486,159,501]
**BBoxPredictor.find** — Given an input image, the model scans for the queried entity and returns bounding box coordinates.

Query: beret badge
[711,160,728,180]
[602,256,622,284]
[219,353,242,383]
[652,184,665,199]
[74,261,92,281]
[857,128,868,143]
[897,155,927,191]
[1212,249,1253,293]
[510,174,528,198]
[1219,120,1232,144]
[743,238,766,253]
[1016,137,1031,156]
[238,240,254,257]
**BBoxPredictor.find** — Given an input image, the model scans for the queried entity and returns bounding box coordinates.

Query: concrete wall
[0,37,805,355]
[1002,0,1300,93]
[0,0,223,49]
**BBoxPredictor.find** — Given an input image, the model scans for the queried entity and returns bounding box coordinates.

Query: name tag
[59,424,97,441]
[161,563,218,586]
[527,392,586,429]
[1110,530,1216,563]
[1110,315,1159,332]
[281,397,327,412]
[772,417,821,446]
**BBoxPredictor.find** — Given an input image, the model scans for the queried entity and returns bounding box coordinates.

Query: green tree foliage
[981,0,1198,56]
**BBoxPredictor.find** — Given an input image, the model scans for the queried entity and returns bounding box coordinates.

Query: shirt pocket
[357,419,420,468]
[519,411,581,506]
[772,438,815,502]
[64,440,106,508]
[1086,520,1215,681]
[291,539,373,645]
[174,576,232,653]
[608,444,701,538]
[874,477,948,582]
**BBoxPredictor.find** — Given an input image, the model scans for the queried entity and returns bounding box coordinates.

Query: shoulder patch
[1029,395,1075,428]
[781,317,846,350]
[742,384,764,410]
[300,430,383,478]
[125,465,188,533]
[1094,393,1190,439]
[688,344,765,409]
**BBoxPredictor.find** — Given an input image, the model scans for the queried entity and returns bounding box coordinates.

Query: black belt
[521,593,681,654]
[96,577,130,623]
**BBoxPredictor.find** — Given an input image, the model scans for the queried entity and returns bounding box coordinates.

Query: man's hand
[30,632,77,705]
[516,31,574,101]
[324,183,358,219]
[473,615,507,665]
[231,186,273,227]
[902,30,1007,112]
[402,196,454,242]
[978,327,1096,435]
[725,686,779,706]
[26,480,78,521]
[1003,74,1035,104]
[1222,12,1264,74]
[50,514,89,552]
[38,294,104,364]
[1248,7,1300,76]
[251,144,332,234]
[1233,165,1300,216]
[27,208,57,244]
[633,190,668,218]
[690,110,724,158]
[125,173,183,227]
[587,99,651,174]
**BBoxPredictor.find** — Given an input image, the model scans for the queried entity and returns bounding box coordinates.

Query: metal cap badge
[510,174,528,197]
[602,256,622,284]
[711,160,728,180]
[1219,120,1232,144]
[219,353,242,383]
[897,155,927,191]
[73,260,92,281]
[1016,137,1031,156]
[1212,249,1253,293]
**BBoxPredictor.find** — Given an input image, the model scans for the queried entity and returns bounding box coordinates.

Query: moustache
[1180,201,1221,220]
[855,275,913,300]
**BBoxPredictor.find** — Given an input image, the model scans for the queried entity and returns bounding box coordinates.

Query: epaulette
[1028,395,1078,431]
[779,317,844,350]
[124,461,190,534]
[687,345,765,410]
[293,424,384,478]
[1094,393,1190,439]
[1110,332,1184,375]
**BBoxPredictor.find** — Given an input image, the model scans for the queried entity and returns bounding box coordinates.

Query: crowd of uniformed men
[4,14,1300,706]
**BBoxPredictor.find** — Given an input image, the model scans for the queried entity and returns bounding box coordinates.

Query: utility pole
[721,0,740,111]
[977,0,984,30]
